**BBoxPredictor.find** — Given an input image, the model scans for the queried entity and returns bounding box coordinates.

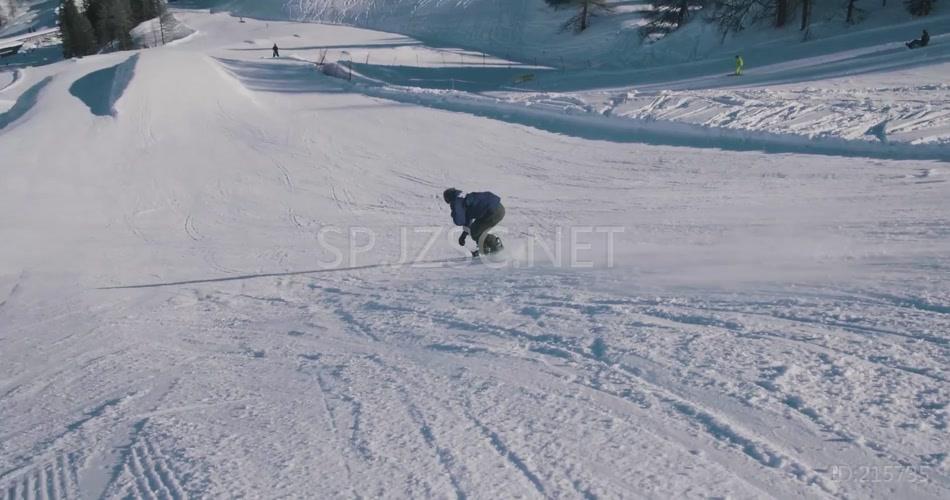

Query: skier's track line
[96,257,470,290]
[469,414,547,496]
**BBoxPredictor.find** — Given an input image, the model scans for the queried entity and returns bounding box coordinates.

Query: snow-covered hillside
[1,4,949,500]
[169,0,950,149]
[0,0,57,37]
[202,0,649,66]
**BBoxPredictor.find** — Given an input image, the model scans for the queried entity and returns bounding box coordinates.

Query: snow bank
[0,74,48,130]
[0,67,22,93]
[131,13,196,49]
[341,75,950,161]
[505,83,950,147]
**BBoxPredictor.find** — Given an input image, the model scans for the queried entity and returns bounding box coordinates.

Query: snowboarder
[272,43,280,58]
[443,188,505,256]
[906,30,930,49]
[734,55,744,76]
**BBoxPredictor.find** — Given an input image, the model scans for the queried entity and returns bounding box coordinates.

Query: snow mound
[131,13,196,49]
[67,54,137,117]
[0,74,49,130]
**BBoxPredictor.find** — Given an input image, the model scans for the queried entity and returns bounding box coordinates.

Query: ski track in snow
[0,8,948,499]
[589,85,950,147]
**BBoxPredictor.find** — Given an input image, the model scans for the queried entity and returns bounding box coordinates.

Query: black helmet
[443,188,461,203]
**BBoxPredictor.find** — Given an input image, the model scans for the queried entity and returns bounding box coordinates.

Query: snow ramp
[68,54,139,117]
[0,76,51,131]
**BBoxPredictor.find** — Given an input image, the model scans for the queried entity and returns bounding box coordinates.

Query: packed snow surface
[0,8,948,500]
[202,0,950,150]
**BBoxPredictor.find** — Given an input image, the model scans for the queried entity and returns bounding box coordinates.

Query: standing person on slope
[272,43,280,58]
[443,188,505,256]
[735,55,744,76]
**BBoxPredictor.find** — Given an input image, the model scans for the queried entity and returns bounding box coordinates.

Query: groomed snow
[0,7,948,500]
[201,0,950,151]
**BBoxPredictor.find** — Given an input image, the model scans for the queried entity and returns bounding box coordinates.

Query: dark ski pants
[470,204,505,252]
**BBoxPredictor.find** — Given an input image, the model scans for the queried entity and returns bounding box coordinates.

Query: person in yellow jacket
[735,55,744,76]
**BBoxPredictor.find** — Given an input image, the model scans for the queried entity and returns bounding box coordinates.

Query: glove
[458,232,468,246]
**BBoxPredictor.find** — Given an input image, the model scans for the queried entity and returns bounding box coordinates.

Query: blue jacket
[451,191,501,227]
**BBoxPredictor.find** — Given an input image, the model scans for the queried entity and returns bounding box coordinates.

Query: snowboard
[472,235,504,257]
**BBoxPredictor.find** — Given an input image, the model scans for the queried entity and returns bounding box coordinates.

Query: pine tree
[641,0,706,39]
[846,0,863,23]
[905,0,936,16]
[775,0,788,27]
[800,0,812,31]
[94,0,134,50]
[111,0,134,49]
[543,0,614,33]
[83,0,108,45]
[130,0,163,25]
[60,0,97,58]
[708,0,773,37]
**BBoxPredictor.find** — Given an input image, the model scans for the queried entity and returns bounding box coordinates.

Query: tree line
[59,0,166,58]
[543,1,938,36]
[642,0,939,39]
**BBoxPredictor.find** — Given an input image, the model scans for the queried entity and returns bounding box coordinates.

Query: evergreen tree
[130,0,164,24]
[59,0,97,58]
[111,0,134,49]
[775,0,788,27]
[708,0,773,37]
[543,0,614,33]
[846,0,864,24]
[641,0,706,38]
[83,0,108,46]
[95,0,134,50]
[905,0,936,16]
[800,0,812,30]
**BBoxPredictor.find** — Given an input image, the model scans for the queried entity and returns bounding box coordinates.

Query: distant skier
[443,188,505,256]
[906,29,930,49]
[734,55,744,76]
[272,43,280,58]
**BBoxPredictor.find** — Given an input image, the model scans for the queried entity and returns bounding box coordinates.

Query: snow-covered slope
[0,0,58,38]
[204,0,649,66]
[201,0,946,69]
[1,10,948,499]
[164,0,950,149]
